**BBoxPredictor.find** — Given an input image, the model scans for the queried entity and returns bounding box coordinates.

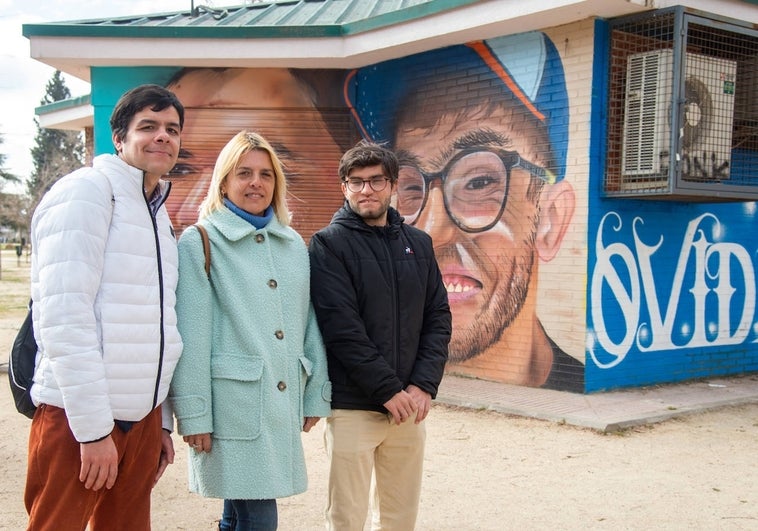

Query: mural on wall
[346,32,584,392]
[162,67,350,240]
[587,201,758,392]
[158,32,586,393]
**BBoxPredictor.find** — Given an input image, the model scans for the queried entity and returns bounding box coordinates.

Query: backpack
[7,222,211,419]
[8,300,37,419]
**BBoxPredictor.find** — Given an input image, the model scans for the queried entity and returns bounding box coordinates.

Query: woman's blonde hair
[198,130,290,225]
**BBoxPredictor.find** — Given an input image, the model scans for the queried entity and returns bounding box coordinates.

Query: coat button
[275,330,284,340]
[268,279,278,289]
[277,381,287,391]
[255,234,265,243]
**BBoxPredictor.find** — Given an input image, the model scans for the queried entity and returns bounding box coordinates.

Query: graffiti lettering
[681,151,730,181]
[657,150,731,181]
[590,212,756,369]
[590,213,640,367]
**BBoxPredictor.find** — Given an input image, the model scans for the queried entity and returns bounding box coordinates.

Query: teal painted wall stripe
[91,67,181,155]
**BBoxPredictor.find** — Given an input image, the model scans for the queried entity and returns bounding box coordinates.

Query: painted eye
[168,164,200,177]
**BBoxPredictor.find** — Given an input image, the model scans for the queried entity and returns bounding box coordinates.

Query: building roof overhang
[27,0,758,129]
[24,0,660,83]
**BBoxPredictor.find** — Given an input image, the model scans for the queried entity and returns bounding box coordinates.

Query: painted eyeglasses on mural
[395,147,554,233]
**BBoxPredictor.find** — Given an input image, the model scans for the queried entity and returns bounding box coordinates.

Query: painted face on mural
[346,32,582,389]
[166,68,345,237]
[395,103,550,362]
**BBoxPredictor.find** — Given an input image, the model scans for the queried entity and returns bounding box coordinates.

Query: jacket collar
[92,153,171,199]
[206,205,295,243]
[333,201,403,236]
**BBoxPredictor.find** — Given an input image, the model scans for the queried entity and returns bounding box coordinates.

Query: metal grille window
[605,7,758,200]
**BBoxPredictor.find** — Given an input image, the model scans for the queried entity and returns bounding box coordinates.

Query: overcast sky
[0,0,208,191]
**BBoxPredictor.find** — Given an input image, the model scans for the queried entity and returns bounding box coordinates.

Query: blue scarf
[224,198,274,230]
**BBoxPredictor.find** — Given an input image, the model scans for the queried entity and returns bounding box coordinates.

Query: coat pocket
[210,354,264,440]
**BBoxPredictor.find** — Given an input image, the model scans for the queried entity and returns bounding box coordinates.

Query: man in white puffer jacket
[24,84,185,531]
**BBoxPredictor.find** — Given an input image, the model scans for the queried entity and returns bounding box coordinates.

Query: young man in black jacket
[309,142,451,530]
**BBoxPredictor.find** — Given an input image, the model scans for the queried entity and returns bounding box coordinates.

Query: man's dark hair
[338,140,399,182]
[110,84,185,141]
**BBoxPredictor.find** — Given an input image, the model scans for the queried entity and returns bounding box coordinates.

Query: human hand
[303,417,321,432]
[79,435,118,490]
[405,384,432,423]
[383,390,418,425]
[154,429,175,486]
[183,433,212,453]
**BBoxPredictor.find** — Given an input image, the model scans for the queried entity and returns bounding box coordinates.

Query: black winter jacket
[309,203,451,412]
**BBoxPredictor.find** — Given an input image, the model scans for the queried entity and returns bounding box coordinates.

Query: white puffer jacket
[30,154,183,443]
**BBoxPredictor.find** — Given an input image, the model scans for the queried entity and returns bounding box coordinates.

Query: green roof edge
[35,94,92,115]
[22,0,480,39]
[22,23,345,39]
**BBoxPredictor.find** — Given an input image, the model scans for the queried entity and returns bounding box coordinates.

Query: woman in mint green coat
[169,131,331,531]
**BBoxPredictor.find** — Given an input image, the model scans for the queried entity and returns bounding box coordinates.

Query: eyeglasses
[344,176,391,193]
[394,148,553,233]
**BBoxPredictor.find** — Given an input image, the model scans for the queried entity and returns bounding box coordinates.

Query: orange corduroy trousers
[24,404,162,531]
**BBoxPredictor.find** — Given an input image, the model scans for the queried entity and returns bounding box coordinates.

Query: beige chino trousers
[325,408,426,531]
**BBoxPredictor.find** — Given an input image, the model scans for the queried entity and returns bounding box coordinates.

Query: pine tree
[26,71,85,211]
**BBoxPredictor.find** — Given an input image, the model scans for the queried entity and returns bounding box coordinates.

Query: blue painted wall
[585,20,758,392]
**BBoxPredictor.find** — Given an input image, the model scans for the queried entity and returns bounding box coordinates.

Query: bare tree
[0,132,25,279]
[0,132,18,186]
[26,71,85,216]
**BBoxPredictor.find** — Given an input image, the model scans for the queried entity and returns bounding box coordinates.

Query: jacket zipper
[380,230,401,371]
[144,183,170,410]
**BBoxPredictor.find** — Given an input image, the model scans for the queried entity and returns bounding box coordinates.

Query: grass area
[0,249,32,320]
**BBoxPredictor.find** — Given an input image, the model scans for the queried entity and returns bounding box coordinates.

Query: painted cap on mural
[344,31,569,182]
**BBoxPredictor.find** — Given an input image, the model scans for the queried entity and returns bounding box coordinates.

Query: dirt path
[2,250,758,529]
[3,379,758,529]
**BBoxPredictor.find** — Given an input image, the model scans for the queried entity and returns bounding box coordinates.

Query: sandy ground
[2,251,758,530]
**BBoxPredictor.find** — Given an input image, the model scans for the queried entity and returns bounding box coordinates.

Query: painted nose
[415,186,456,246]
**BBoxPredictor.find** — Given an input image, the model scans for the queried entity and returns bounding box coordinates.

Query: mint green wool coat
[169,207,331,500]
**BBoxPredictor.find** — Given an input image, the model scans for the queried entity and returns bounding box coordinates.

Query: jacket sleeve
[301,303,332,418]
[409,239,452,398]
[169,226,214,436]
[31,171,115,442]
[309,232,404,405]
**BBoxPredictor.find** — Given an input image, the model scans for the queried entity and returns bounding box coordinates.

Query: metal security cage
[604,7,758,200]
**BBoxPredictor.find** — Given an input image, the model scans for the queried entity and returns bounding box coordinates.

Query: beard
[348,193,392,224]
[448,251,534,363]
